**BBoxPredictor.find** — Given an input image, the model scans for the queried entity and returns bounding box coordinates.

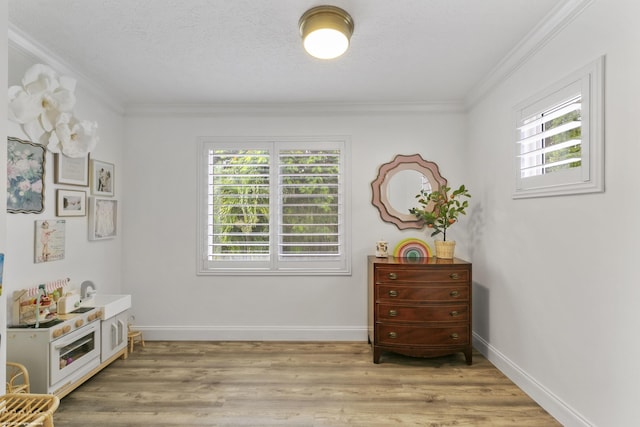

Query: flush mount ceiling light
[299,5,354,60]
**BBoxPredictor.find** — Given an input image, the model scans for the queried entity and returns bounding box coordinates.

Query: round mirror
[387,170,432,217]
[371,154,446,230]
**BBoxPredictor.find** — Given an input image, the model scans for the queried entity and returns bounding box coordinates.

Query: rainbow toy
[393,238,432,259]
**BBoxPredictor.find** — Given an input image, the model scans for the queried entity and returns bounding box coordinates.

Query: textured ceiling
[8,0,560,107]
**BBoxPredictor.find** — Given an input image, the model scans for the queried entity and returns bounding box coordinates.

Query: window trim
[513,56,605,199]
[196,136,352,276]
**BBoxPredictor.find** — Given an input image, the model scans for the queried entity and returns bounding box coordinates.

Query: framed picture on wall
[90,159,115,196]
[56,189,87,217]
[54,153,89,186]
[34,219,66,263]
[7,137,46,214]
[88,197,118,240]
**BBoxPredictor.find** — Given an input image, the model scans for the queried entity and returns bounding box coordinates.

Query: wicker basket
[434,240,456,259]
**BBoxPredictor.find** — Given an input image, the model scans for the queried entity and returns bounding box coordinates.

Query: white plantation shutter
[278,148,342,261]
[513,56,604,198]
[198,137,350,275]
[516,95,582,179]
[208,148,271,265]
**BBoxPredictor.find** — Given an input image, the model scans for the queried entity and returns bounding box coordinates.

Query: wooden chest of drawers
[368,256,472,364]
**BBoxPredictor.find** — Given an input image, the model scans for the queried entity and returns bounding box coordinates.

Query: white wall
[122,109,469,340]
[4,47,126,317]
[467,1,640,426]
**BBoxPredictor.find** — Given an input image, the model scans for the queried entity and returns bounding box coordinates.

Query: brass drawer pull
[388,272,398,280]
[388,290,398,297]
[388,310,398,317]
[449,273,459,280]
[388,332,397,339]
[450,290,460,297]
[450,311,459,317]
[450,333,459,340]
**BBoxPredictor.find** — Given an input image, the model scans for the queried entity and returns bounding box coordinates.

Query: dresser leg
[464,349,472,365]
[373,347,382,364]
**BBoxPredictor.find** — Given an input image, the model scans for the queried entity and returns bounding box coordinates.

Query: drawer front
[376,303,469,322]
[377,324,469,346]
[376,285,469,302]
[375,267,469,284]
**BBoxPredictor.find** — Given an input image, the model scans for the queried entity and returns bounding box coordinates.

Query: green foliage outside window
[209,149,340,259]
[280,151,340,255]
[211,150,270,256]
[544,106,582,173]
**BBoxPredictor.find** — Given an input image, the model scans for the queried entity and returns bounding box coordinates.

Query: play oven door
[50,321,100,386]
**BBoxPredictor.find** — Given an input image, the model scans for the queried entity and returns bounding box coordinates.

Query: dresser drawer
[375,267,469,284]
[376,303,469,322]
[377,324,469,346]
[376,284,469,302]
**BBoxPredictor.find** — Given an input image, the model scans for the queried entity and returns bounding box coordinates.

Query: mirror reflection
[387,170,432,216]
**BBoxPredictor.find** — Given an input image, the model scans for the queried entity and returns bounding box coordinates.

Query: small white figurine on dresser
[375,240,389,257]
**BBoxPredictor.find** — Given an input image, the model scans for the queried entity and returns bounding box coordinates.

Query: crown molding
[124,101,466,117]
[8,23,125,115]
[465,0,594,109]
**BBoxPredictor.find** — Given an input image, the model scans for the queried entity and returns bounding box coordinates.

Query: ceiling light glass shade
[299,6,354,59]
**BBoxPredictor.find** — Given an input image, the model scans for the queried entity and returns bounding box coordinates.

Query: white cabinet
[100,310,128,363]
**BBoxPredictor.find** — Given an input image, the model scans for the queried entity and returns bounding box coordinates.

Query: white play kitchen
[6,279,131,398]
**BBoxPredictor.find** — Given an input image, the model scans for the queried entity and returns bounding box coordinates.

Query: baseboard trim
[472,333,593,427]
[137,325,368,342]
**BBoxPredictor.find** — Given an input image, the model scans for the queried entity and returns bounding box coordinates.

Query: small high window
[513,56,604,198]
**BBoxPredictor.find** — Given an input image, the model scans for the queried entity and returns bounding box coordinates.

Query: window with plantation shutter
[197,137,351,275]
[513,56,604,198]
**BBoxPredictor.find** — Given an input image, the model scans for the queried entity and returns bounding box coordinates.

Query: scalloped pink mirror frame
[371,154,447,230]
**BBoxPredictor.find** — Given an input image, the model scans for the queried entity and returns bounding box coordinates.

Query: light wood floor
[55,341,560,427]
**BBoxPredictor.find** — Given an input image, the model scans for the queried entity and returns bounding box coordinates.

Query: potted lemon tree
[409,184,471,258]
